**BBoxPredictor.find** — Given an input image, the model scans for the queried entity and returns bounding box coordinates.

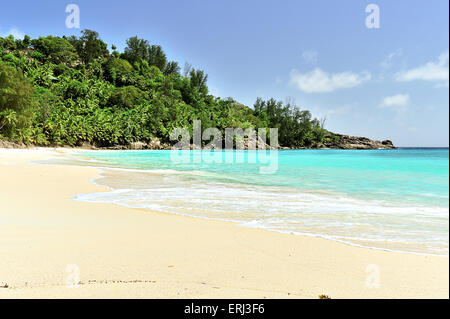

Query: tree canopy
[0,63,34,139]
[0,30,326,148]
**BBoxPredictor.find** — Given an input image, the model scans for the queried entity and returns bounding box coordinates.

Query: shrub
[104,58,133,85]
[108,86,146,109]
[0,63,34,140]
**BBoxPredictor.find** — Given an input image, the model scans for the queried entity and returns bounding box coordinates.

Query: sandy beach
[0,148,448,299]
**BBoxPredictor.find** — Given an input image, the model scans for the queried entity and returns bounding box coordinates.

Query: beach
[0,148,448,299]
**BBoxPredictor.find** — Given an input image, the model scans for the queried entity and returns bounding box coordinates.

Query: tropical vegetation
[0,30,327,148]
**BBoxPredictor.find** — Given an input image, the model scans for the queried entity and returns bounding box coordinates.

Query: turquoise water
[70,148,449,255]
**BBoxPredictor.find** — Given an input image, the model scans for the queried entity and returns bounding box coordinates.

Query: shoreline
[70,149,449,257]
[0,148,448,298]
[76,168,447,258]
[1,132,396,151]
[3,140,449,151]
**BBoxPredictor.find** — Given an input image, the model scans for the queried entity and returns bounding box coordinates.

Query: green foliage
[122,36,149,64]
[148,45,167,71]
[189,69,208,94]
[30,51,44,61]
[73,29,108,64]
[164,61,180,76]
[23,35,31,48]
[108,86,146,109]
[0,30,326,147]
[53,64,69,77]
[31,36,77,64]
[253,98,325,147]
[104,58,134,85]
[0,63,34,112]
[0,63,34,141]
[0,35,15,50]
[122,37,167,71]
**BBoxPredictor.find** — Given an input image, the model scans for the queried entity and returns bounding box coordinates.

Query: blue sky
[1,0,448,146]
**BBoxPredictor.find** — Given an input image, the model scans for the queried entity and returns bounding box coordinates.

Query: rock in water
[323,133,396,149]
[128,141,147,150]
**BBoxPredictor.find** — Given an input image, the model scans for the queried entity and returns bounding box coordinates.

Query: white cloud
[380,94,410,110]
[0,27,25,40]
[308,103,357,129]
[380,49,403,70]
[289,68,371,93]
[318,105,354,118]
[395,51,449,86]
[301,50,318,64]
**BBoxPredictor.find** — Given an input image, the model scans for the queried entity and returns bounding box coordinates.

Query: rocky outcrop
[0,140,27,149]
[322,133,395,149]
[101,138,172,150]
[201,135,275,150]
[2,134,395,151]
[128,141,148,150]
[148,138,171,150]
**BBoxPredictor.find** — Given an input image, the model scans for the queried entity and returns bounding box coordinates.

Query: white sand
[0,148,448,298]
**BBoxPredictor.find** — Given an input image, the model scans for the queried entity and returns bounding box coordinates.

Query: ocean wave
[57,149,450,255]
[73,169,449,256]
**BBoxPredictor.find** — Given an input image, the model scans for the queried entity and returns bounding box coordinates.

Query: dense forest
[0,30,328,148]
